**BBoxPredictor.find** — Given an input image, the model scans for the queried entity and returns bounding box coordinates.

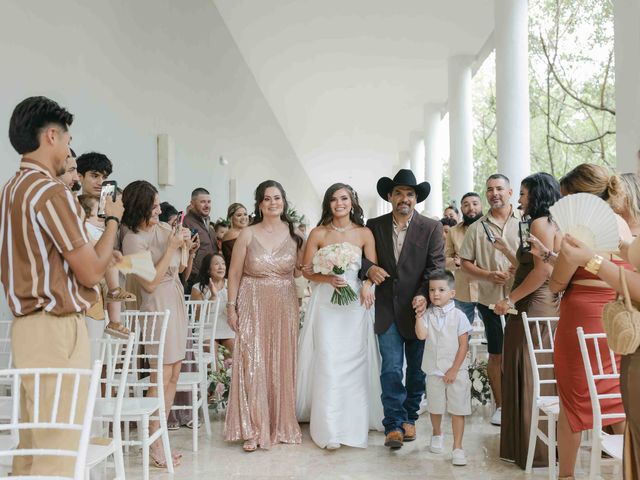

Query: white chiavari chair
[577,327,625,479]
[86,333,135,480]
[522,313,560,479]
[94,310,172,480]
[0,362,102,479]
[171,300,214,451]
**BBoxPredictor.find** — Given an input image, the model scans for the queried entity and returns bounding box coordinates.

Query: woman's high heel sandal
[243,439,258,452]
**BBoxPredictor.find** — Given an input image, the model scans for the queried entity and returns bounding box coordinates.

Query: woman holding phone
[121,180,194,469]
[492,172,562,469]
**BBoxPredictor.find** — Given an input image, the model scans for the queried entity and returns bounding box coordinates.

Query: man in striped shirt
[0,96,123,476]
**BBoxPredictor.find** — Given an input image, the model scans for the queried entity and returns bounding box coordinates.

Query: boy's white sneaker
[429,434,444,454]
[452,448,467,466]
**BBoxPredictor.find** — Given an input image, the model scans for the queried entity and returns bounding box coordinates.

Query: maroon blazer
[363,212,445,339]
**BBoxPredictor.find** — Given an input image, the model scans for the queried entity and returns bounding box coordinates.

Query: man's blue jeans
[377,322,426,434]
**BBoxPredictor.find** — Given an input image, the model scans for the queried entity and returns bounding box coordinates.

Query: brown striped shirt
[0,158,98,316]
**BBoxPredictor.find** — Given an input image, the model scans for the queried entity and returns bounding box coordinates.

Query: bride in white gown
[296,183,384,450]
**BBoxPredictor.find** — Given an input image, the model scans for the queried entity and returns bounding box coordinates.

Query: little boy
[78,194,131,339]
[415,269,472,466]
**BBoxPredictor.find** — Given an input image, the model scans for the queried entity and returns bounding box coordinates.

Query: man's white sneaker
[429,434,444,454]
[452,448,467,466]
[490,407,502,426]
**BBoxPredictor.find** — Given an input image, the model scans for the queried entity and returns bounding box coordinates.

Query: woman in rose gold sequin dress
[224,180,304,451]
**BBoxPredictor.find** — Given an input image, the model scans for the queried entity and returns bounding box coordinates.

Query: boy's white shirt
[421,300,473,376]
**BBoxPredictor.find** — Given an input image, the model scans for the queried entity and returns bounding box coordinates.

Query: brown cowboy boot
[402,423,416,441]
[384,430,403,449]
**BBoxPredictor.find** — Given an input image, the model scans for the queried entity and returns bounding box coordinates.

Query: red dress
[554,261,628,433]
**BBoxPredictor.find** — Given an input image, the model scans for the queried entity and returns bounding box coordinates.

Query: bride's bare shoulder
[309,224,330,239]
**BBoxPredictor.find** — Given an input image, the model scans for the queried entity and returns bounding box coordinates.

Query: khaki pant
[11,311,90,477]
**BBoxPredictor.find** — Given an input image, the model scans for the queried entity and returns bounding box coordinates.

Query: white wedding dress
[296,244,384,449]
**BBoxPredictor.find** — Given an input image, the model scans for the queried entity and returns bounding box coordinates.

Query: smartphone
[97,180,117,218]
[189,227,198,237]
[519,221,531,252]
[481,221,496,243]
[173,211,184,231]
[178,211,186,225]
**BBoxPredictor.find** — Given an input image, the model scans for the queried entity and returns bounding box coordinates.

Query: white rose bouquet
[468,359,491,405]
[312,242,361,305]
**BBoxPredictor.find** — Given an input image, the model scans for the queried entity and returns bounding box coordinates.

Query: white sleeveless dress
[296,243,384,448]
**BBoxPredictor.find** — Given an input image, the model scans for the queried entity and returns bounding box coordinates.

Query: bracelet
[226,301,237,308]
[506,296,515,308]
[105,216,120,226]
[584,254,604,276]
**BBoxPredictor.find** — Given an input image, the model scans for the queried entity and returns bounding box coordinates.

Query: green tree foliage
[471,0,615,195]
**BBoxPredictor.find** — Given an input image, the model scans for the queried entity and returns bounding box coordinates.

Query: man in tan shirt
[459,174,520,426]
[445,192,483,324]
[0,96,123,476]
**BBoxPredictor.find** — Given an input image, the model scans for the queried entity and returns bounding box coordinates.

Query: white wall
[0,0,320,222]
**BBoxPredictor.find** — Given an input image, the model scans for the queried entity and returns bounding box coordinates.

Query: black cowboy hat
[377,169,431,203]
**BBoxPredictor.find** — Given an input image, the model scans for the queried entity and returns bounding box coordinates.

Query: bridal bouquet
[312,242,361,305]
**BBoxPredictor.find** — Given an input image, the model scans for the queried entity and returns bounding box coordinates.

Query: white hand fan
[549,192,619,252]
[115,251,156,281]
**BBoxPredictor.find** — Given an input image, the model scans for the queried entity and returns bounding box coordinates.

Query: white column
[423,104,443,218]
[614,0,640,173]
[448,56,474,206]
[495,0,530,188]
[409,130,425,182]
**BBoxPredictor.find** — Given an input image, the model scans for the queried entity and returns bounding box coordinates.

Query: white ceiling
[213,0,494,208]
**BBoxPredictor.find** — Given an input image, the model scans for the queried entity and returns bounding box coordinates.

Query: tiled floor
[115,405,621,479]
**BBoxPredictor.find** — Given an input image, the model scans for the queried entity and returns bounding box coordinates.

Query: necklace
[262,224,275,234]
[330,221,352,233]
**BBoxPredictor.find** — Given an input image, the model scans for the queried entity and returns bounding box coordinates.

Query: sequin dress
[224,233,302,448]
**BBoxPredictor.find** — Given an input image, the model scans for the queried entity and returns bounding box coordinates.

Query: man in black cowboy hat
[362,169,445,449]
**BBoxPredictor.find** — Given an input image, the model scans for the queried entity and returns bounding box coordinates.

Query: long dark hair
[520,172,561,221]
[159,201,178,223]
[252,180,303,248]
[317,183,365,228]
[197,252,225,293]
[121,180,158,233]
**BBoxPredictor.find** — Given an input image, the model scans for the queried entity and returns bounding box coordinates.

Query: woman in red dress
[550,164,631,479]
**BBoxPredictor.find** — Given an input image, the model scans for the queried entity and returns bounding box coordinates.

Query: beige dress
[224,234,302,448]
[122,223,187,364]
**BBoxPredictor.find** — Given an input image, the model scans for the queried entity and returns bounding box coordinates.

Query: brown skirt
[621,348,640,479]
[500,284,558,469]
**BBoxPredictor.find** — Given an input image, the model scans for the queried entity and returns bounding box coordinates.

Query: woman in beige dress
[121,180,193,468]
[492,172,561,469]
[224,180,303,451]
